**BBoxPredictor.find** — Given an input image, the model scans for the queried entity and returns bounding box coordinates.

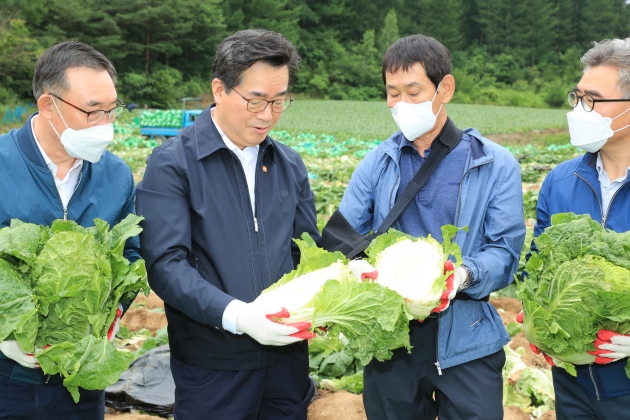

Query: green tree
[0,18,43,100]
[416,0,464,50]
[378,9,400,53]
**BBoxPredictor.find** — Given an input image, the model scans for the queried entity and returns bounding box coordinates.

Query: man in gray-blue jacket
[326,35,525,419]
[0,41,139,419]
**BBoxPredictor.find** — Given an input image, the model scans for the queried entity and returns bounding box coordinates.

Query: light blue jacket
[339,127,525,370]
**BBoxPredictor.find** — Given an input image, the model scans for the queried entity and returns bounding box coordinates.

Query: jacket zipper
[575,173,605,226]
[600,181,629,228]
[435,158,494,375]
[588,365,601,401]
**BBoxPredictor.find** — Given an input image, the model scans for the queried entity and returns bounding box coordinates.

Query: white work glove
[432,261,467,313]
[107,304,123,342]
[348,259,379,281]
[235,303,315,346]
[0,341,40,369]
[589,330,630,363]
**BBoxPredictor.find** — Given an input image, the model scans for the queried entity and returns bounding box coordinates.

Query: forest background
[1,0,630,109]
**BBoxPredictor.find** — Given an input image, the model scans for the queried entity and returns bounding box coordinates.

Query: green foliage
[0,216,149,401]
[3,0,630,107]
[518,213,630,377]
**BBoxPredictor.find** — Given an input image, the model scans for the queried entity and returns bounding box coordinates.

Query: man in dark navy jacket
[136,29,320,419]
[526,38,630,419]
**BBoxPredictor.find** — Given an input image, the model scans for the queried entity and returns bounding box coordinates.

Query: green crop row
[274,100,569,139]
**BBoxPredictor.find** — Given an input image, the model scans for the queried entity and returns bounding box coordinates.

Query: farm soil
[109,293,554,420]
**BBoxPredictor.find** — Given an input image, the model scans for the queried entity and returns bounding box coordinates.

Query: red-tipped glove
[588,329,630,364]
[432,261,465,314]
[348,260,378,282]
[107,304,123,342]
[515,310,556,366]
[236,303,315,346]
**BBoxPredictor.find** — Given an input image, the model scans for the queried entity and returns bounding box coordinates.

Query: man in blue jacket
[529,38,630,419]
[325,35,525,419]
[0,41,140,419]
[136,29,320,419]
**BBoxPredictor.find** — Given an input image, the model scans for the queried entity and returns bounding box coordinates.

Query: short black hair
[212,28,301,93]
[32,41,117,100]
[382,35,452,89]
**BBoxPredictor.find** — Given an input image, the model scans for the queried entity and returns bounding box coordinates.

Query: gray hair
[581,38,630,99]
[211,28,301,93]
[32,41,117,100]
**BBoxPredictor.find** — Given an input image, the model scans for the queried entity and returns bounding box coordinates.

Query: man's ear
[212,78,225,104]
[37,94,55,120]
[439,74,456,104]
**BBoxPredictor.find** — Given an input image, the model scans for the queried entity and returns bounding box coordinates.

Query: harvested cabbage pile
[517,212,630,377]
[256,234,412,365]
[0,215,149,401]
[364,225,463,319]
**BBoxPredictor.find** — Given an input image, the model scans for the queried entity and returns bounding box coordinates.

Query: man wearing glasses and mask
[0,41,140,418]
[522,38,630,419]
[136,29,319,419]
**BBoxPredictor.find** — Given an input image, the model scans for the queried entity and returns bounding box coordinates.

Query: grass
[275,100,570,140]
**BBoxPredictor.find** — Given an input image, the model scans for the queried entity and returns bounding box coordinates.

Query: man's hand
[515,310,556,366]
[432,261,465,313]
[235,303,315,346]
[0,341,40,369]
[348,259,378,282]
[107,304,123,342]
[588,329,630,363]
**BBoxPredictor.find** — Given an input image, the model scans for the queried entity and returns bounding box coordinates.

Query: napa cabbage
[364,225,464,319]
[256,233,412,365]
[517,213,630,377]
[0,215,149,401]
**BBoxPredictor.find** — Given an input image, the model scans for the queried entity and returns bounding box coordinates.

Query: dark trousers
[0,374,104,420]
[171,348,313,420]
[553,366,630,420]
[363,318,505,420]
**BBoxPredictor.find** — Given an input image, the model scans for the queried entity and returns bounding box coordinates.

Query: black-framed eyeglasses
[568,90,630,112]
[231,88,293,113]
[49,92,126,124]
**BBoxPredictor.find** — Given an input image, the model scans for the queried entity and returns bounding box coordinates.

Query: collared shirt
[210,109,260,334]
[596,153,630,219]
[395,133,470,242]
[31,116,83,209]
[210,109,259,212]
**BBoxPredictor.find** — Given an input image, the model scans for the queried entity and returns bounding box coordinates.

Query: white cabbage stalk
[374,238,445,319]
[254,262,349,315]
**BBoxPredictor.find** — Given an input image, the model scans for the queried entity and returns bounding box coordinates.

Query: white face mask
[390,83,443,141]
[49,97,114,163]
[567,104,630,153]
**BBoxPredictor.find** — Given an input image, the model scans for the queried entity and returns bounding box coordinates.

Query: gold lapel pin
[262,165,268,173]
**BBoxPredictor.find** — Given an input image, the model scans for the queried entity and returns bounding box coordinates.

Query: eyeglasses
[49,92,126,124]
[231,88,293,113]
[567,90,630,112]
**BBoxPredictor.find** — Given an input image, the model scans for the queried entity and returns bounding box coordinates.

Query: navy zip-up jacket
[535,152,630,401]
[0,114,141,385]
[136,105,320,370]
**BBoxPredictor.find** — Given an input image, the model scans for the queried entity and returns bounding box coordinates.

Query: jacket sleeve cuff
[222,299,247,334]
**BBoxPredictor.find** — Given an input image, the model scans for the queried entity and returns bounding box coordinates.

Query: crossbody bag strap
[374,117,463,235]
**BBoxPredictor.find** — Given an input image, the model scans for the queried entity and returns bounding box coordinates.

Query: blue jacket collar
[16,113,47,168]
[193,104,275,162]
[382,121,491,165]
[574,152,601,193]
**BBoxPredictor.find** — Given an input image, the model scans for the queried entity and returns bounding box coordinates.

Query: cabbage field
[3,102,579,419]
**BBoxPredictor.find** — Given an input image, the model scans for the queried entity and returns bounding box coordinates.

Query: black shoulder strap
[374,117,463,234]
